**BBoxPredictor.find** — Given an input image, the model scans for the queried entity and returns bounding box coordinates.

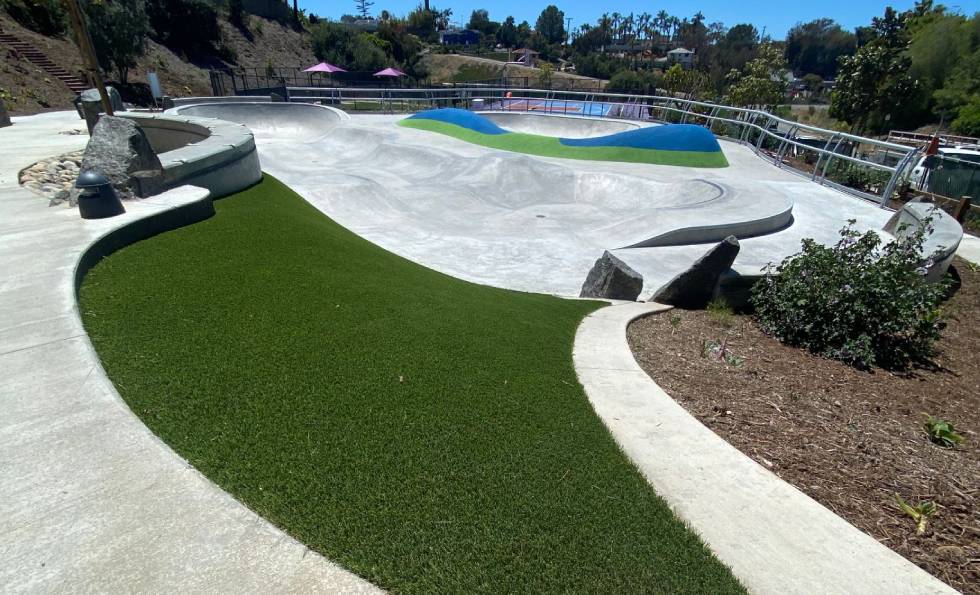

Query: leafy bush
[1,0,66,35]
[751,220,948,369]
[146,0,220,58]
[923,415,964,447]
[607,70,662,95]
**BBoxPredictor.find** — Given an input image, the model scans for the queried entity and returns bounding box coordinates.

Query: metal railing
[283,86,922,207]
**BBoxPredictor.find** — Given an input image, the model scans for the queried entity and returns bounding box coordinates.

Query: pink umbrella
[304,62,347,73]
[373,67,406,77]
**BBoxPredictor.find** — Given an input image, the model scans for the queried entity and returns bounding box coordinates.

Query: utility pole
[63,0,113,117]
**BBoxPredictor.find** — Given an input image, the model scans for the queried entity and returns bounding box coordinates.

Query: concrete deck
[573,301,957,595]
[0,111,379,593]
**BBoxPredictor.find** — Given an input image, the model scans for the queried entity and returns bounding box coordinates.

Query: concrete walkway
[957,233,980,265]
[572,301,957,595]
[0,112,379,593]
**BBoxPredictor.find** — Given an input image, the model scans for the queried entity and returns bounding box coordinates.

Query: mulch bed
[627,257,980,594]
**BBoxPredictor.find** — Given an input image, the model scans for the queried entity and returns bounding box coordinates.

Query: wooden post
[953,196,973,223]
[63,0,113,117]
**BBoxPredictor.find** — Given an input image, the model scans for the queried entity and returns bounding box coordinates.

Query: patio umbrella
[304,62,347,73]
[373,67,406,78]
[303,62,347,87]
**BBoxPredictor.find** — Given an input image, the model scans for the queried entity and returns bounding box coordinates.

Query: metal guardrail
[283,86,921,208]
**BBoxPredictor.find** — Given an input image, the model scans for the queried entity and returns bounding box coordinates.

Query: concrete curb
[572,301,957,595]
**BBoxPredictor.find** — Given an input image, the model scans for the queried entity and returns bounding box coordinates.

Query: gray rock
[79,86,124,111]
[580,250,644,301]
[81,116,163,200]
[49,189,71,206]
[79,87,125,132]
[652,236,740,308]
[0,98,10,128]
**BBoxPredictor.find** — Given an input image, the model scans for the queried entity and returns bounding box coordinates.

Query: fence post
[953,196,973,223]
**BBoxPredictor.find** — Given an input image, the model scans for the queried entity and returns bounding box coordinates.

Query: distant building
[510,48,539,68]
[439,29,480,46]
[666,47,695,69]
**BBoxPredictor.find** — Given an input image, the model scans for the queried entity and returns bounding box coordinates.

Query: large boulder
[81,116,163,200]
[652,236,740,308]
[580,251,644,301]
[0,98,10,128]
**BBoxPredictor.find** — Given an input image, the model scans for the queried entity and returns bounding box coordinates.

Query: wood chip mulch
[627,257,980,594]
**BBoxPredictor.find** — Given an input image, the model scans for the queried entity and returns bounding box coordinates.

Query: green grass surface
[80,176,744,593]
[399,119,730,168]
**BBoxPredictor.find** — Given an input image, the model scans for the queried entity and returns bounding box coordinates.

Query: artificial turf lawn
[399,118,730,168]
[79,175,744,593]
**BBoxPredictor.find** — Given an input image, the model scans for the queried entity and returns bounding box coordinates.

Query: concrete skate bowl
[167,102,347,142]
[399,109,728,167]
[479,112,643,138]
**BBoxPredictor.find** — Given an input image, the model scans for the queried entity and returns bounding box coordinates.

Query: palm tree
[656,10,669,37]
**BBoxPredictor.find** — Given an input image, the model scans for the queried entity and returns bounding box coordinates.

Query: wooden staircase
[0,26,88,94]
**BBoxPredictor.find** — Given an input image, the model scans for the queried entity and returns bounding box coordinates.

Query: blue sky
[304,0,980,39]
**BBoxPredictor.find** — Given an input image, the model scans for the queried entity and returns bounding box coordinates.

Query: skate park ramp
[167,102,346,142]
[399,109,729,167]
[479,112,643,138]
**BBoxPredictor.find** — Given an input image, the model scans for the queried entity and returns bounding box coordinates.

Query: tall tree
[830,7,918,133]
[726,43,788,108]
[535,5,565,45]
[83,0,150,83]
[498,16,518,47]
[355,0,374,19]
[785,18,857,78]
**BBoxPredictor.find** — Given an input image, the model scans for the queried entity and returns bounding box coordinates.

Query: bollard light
[75,170,125,219]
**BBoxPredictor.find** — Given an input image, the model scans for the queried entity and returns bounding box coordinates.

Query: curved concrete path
[572,301,957,595]
[0,112,380,593]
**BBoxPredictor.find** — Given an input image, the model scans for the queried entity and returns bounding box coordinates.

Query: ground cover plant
[627,257,980,593]
[751,221,949,369]
[79,175,743,593]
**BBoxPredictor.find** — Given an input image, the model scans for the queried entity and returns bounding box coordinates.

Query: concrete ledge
[166,102,348,143]
[119,112,263,198]
[884,201,964,283]
[573,301,956,595]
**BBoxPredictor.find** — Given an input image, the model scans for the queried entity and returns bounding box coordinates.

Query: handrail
[284,86,922,207]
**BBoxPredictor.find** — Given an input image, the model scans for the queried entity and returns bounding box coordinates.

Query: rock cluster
[18,150,84,206]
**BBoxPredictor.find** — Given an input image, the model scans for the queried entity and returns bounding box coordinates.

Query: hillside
[0,9,315,115]
[423,53,605,90]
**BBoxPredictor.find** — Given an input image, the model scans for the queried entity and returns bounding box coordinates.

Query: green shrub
[751,220,948,369]
[1,0,67,36]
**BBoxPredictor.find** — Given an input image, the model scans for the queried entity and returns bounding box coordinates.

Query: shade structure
[374,67,406,77]
[304,62,347,73]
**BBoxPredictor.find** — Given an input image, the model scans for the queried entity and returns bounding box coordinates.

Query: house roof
[667,47,693,54]
[514,48,539,55]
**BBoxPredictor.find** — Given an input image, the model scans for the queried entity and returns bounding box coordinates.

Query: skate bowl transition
[167,102,347,142]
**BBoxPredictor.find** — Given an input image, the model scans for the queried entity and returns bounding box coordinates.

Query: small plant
[706,298,735,327]
[752,219,949,369]
[668,313,682,333]
[923,415,964,447]
[894,493,936,535]
[700,337,744,368]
